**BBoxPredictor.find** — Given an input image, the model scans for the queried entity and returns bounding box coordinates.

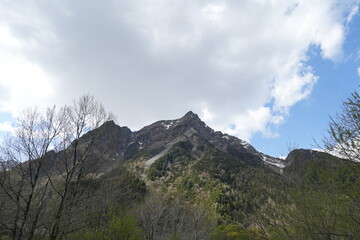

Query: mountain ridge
[81,111,286,172]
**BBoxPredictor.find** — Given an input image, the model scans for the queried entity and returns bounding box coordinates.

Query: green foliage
[169,234,181,240]
[69,209,144,240]
[193,147,245,184]
[266,186,360,239]
[264,150,360,239]
[210,225,264,240]
[69,230,104,240]
[99,165,147,203]
[146,141,194,181]
[144,140,285,225]
[106,213,144,240]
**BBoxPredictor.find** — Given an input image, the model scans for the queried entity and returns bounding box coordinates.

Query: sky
[0,0,360,157]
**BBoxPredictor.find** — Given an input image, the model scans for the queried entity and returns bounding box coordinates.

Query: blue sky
[0,0,360,157]
[252,12,360,156]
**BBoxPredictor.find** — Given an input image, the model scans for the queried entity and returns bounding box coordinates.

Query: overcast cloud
[0,0,359,141]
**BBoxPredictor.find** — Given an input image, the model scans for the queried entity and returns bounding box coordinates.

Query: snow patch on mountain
[261,155,286,168]
[161,121,174,130]
[240,140,251,149]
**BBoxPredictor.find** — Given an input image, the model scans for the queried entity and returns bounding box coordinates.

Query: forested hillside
[1,92,359,240]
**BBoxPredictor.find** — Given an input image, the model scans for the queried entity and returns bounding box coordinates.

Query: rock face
[78,111,286,172]
[79,120,133,157]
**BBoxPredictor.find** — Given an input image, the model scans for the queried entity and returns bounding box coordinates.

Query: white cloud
[228,107,273,141]
[347,5,359,24]
[202,3,226,23]
[0,20,55,115]
[223,106,283,141]
[0,25,22,48]
[201,107,214,122]
[0,121,14,134]
[0,54,55,112]
[272,63,318,112]
[0,0,358,142]
[358,67,360,77]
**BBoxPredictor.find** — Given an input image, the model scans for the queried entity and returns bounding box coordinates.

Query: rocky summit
[80,111,287,174]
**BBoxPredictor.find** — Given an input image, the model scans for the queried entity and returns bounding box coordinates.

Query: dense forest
[0,91,359,240]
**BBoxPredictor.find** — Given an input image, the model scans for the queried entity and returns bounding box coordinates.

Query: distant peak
[100,120,116,128]
[96,120,131,132]
[185,110,196,116]
[104,119,116,125]
[181,111,201,122]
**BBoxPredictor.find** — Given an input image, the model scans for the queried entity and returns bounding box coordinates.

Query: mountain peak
[100,120,116,128]
[180,111,202,122]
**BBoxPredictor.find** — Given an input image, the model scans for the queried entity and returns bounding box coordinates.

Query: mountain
[78,112,360,223]
[64,111,293,224]
[81,111,286,171]
[2,111,359,240]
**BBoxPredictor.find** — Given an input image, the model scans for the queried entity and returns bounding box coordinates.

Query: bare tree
[286,139,299,153]
[136,194,214,240]
[0,106,65,240]
[0,94,115,240]
[324,90,360,162]
[47,95,115,240]
[322,89,360,237]
[137,194,168,240]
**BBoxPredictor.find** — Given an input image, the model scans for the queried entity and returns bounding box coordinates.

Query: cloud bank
[0,0,359,141]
